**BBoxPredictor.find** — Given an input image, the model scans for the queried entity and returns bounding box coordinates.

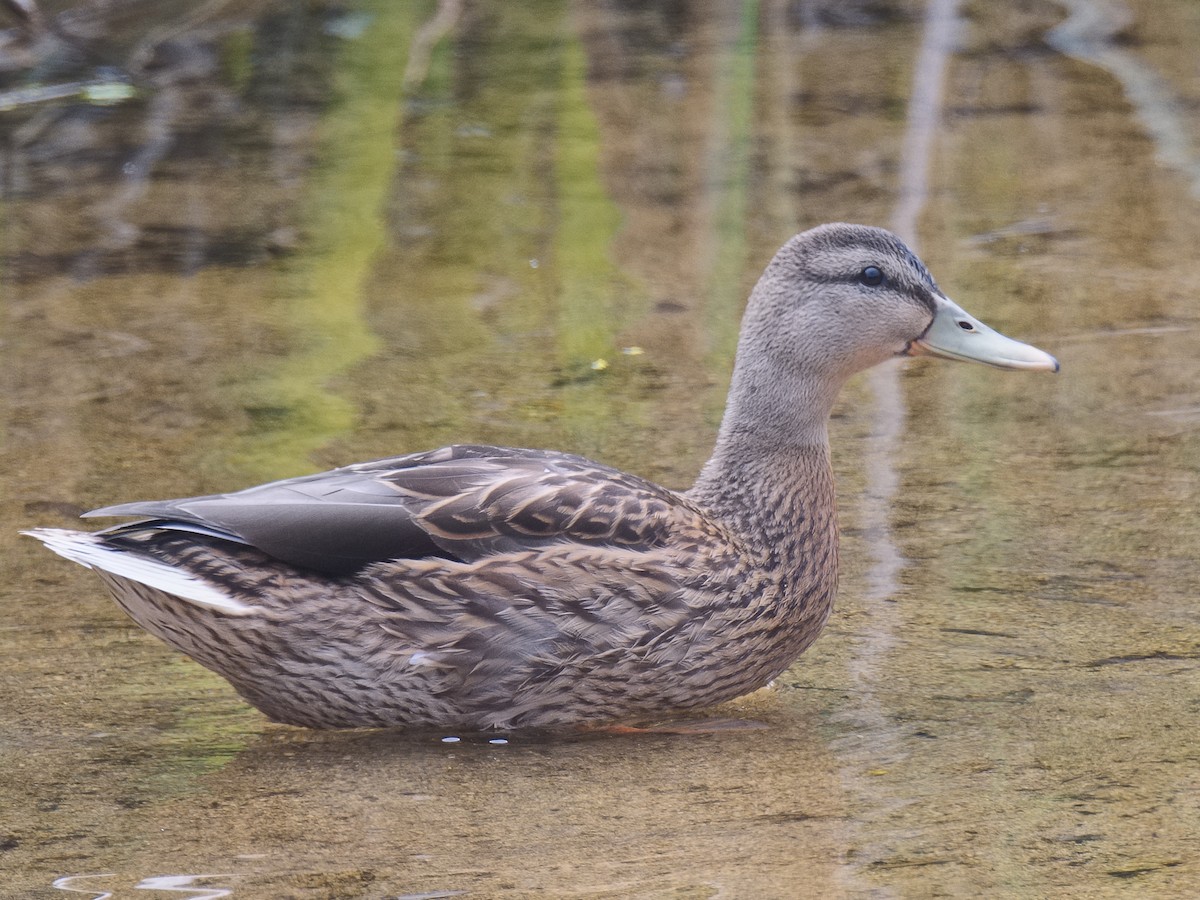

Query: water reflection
[1049,0,1200,197]
[834,0,960,887]
[3,0,1200,896]
[53,873,234,899]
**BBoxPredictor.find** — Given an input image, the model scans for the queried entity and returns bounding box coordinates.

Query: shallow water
[2,0,1199,896]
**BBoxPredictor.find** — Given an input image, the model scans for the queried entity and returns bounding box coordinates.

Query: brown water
[2,0,1199,897]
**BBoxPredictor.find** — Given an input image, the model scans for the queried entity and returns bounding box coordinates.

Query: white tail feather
[22,528,258,615]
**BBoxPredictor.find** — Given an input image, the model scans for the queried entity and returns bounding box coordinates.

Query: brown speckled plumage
[25,224,1058,730]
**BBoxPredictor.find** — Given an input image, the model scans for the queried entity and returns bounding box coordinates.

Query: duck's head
[742,223,1059,382]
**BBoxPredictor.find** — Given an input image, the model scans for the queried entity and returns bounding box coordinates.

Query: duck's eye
[859,266,884,287]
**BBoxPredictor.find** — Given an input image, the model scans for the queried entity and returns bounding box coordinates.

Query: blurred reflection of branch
[89,83,180,253]
[892,0,958,245]
[94,4,255,259]
[77,5,230,256]
[4,2,242,268]
[0,74,133,111]
[1048,0,1200,197]
[3,0,43,31]
[836,0,961,882]
[403,0,462,90]
[0,0,77,73]
[125,0,234,76]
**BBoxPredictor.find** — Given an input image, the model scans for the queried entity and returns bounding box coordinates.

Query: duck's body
[41,443,836,729]
[27,224,1058,730]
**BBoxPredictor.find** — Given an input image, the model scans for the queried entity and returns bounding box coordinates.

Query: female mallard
[26,224,1058,730]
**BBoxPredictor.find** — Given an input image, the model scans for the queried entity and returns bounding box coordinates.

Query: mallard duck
[25,224,1058,730]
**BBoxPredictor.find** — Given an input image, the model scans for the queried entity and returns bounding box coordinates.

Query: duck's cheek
[840,340,912,375]
[886,339,917,363]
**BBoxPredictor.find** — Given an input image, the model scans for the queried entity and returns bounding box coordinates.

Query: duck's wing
[84,444,687,575]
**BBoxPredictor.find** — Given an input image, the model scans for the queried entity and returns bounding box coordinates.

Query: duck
[25,224,1059,731]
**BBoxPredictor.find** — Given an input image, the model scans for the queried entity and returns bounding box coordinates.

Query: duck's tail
[22,527,259,615]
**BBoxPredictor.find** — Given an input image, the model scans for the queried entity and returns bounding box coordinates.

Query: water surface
[2,0,1199,896]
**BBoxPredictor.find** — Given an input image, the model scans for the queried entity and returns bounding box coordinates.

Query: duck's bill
[907,295,1060,372]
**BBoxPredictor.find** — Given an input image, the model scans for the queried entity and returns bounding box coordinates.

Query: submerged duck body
[27,224,1058,730]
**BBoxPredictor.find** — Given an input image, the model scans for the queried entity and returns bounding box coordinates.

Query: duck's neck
[688,441,835,563]
[687,356,841,541]
[683,368,841,692]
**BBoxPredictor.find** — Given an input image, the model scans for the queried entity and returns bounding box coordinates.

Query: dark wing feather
[84,444,683,575]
